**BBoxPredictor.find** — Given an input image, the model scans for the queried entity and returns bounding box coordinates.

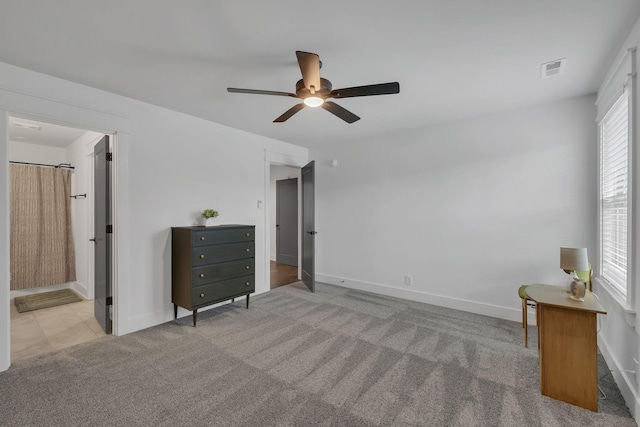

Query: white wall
[0,112,8,372]
[312,94,597,322]
[269,164,300,260]
[595,15,640,422]
[0,61,308,372]
[8,140,66,164]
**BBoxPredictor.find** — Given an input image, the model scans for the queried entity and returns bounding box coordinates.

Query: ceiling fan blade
[227,88,297,97]
[296,51,321,94]
[274,103,306,122]
[328,82,400,99]
[321,101,360,123]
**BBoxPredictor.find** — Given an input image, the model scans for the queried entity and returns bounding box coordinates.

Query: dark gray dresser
[171,225,255,326]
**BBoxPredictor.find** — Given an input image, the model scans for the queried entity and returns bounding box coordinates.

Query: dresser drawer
[191,259,255,286]
[191,242,253,266]
[191,276,255,308]
[192,228,254,247]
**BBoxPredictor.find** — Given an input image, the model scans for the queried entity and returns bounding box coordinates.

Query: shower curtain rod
[9,161,74,170]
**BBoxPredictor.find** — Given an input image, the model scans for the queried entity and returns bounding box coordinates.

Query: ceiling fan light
[303,96,324,107]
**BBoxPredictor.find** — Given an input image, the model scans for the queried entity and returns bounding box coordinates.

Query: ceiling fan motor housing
[296,78,332,98]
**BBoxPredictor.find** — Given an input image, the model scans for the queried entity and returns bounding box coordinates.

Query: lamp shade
[560,247,589,271]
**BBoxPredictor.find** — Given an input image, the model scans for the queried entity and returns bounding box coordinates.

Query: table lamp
[560,247,588,301]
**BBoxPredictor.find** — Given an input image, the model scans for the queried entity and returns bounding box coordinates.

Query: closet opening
[269,164,301,289]
[8,116,112,362]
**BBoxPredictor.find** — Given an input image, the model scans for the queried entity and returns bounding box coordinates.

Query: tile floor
[10,298,107,362]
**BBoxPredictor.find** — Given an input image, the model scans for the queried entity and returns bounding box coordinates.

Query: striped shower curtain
[10,164,76,290]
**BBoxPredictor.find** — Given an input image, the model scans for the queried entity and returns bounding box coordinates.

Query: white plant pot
[204,217,217,227]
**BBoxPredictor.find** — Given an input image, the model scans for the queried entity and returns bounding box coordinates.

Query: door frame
[0,93,130,371]
[264,151,308,290]
[275,177,299,266]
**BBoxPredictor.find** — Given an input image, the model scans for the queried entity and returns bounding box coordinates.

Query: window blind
[600,93,629,295]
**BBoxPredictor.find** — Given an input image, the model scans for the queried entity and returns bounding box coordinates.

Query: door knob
[306,231,318,235]
[89,238,96,243]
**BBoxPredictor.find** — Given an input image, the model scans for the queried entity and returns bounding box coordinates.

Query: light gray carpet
[0,282,634,426]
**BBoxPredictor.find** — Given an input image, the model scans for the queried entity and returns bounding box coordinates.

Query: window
[599,93,629,296]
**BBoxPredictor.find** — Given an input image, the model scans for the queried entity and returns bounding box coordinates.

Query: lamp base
[565,271,579,293]
[569,279,586,302]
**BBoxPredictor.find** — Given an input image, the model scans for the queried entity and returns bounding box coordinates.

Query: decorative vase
[204,217,217,227]
[569,279,586,301]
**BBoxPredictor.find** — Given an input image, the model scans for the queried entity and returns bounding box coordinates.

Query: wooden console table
[525,284,606,411]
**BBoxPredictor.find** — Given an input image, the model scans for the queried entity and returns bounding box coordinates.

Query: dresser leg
[193,309,197,327]
[246,294,250,309]
[174,304,177,320]
[232,298,235,303]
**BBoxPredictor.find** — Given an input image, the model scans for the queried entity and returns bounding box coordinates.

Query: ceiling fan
[227,51,400,123]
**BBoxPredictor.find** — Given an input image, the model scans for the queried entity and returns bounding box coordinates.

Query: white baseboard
[120,286,270,336]
[10,282,74,299]
[316,273,522,323]
[598,334,640,422]
[71,281,89,299]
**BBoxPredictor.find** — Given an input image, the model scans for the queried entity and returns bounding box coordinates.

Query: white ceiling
[0,1,638,148]
[8,117,88,148]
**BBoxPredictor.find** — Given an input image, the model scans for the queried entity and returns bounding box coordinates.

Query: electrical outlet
[405,275,412,286]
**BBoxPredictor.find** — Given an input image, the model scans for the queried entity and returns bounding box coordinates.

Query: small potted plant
[200,209,219,227]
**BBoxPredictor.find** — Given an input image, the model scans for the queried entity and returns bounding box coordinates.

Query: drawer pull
[245,281,250,286]
[245,233,250,237]
[245,265,250,270]
[200,237,205,241]
[199,273,205,278]
[199,254,205,259]
[246,248,250,252]
[200,293,205,298]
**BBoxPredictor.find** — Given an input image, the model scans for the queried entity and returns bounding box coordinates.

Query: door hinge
[106,224,113,234]
[106,296,113,306]
[106,152,113,162]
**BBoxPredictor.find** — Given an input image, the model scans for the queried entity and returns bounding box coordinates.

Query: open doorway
[269,164,301,289]
[7,116,109,362]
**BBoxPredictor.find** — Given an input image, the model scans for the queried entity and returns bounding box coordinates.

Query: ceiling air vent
[541,58,566,79]
[13,121,41,130]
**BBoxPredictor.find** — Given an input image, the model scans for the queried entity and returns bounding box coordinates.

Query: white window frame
[598,91,631,299]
